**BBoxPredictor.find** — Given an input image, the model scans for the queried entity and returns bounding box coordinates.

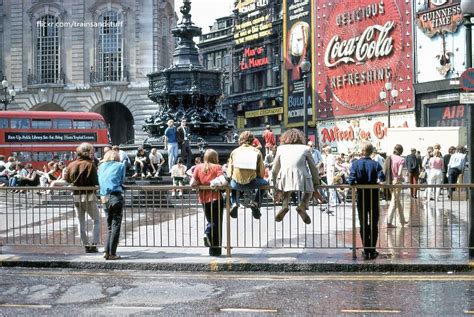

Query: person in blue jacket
[349,142,385,260]
[98,150,126,260]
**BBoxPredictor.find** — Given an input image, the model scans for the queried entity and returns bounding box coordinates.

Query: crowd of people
[1,119,468,260]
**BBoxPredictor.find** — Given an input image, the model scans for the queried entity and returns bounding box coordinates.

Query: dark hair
[393,144,403,156]
[177,157,184,164]
[279,128,304,145]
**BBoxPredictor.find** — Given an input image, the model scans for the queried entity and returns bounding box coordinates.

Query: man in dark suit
[176,119,192,168]
[349,142,385,260]
[406,148,421,199]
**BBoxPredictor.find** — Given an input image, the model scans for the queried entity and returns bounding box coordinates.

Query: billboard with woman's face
[283,0,315,128]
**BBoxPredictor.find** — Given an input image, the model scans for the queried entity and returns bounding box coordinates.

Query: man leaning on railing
[64,142,100,253]
[348,142,385,260]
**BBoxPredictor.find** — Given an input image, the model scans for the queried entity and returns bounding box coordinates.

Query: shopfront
[317,113,415,154]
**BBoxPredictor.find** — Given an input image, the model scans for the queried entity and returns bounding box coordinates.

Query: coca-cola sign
[315,0,413,119]
[324,21,395,68]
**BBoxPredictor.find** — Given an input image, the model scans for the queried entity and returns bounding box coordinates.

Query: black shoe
[230,204,239,218]
[250,202,261,219]
[362,251,371,260]
[369,251,380,260]
[85,245,98,253]
[209,247,222,257]
[203,235,211,247]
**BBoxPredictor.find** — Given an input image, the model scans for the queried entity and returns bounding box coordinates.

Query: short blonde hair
[102,150,120,162]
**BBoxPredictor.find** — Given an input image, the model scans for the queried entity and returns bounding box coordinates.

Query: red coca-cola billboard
[315,0,414,119]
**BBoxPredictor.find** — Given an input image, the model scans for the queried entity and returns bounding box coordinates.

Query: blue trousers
[230,177,268,207]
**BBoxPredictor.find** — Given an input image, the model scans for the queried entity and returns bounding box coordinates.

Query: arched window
[97,10,123,81]
[36,15,60,84]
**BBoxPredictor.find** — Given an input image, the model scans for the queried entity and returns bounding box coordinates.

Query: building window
[36,15,60,84]
[97,10,123,81]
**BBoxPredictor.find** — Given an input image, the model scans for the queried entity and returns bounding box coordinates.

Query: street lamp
[461,0,474,258]
[379,82,398,128]
[300,58,311,141]
[0,77,16,111]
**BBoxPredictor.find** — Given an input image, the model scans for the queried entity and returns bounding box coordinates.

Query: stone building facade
[0,0,176,145]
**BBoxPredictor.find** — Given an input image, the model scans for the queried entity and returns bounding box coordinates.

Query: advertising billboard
[315,0,414,120]
[415,0,466,82]
[317,113,416,154]
[283,0,315,127]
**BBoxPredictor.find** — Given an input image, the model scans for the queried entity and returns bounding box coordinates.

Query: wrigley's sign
[416,0,463,37]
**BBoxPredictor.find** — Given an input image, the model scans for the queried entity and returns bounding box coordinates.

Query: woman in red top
[191,149,226,256]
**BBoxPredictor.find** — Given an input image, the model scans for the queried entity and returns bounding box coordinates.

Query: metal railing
[0,183,471,258]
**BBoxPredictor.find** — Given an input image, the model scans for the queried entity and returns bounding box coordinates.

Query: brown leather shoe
[275,207,289,222]
[296,206,311,224]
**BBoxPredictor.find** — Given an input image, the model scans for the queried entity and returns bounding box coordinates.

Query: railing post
[225,186,232,257]
[351,185,357,260]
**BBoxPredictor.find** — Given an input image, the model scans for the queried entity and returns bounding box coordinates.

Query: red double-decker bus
[0,111,110,169]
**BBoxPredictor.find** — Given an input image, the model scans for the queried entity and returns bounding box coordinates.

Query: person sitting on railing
[228,130,268,219]
[348,141,385,260]
[271,129,319,224]
[190,149,227,257]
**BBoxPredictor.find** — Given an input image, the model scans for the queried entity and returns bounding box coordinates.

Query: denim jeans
[203,199,223,256]
[103,193,124,256]
[230,177,268,207]
[167,142,178,171]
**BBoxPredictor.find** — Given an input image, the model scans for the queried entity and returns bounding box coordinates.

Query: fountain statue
[144,0,233,146]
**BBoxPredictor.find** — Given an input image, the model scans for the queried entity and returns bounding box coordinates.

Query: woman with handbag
[190,149,227,256]
[98,150,126,260]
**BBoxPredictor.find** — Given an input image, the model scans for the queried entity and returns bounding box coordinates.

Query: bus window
[57,151,75,161]
[53,119,72,129]
[93,120,107,129]
[37,152,54,162]
[73,120,92,129]
[12,152,32,162]
[32,119,52,129]
[0,118,8,128]
[11,118,30,129]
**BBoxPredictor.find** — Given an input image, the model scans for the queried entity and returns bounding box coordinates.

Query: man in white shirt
[447,145,467,199]
[149,148,165,179]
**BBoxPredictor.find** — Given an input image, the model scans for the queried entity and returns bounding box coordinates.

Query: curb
[1,259,472,273]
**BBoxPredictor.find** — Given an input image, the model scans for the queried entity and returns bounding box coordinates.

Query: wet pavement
[0,268,473,316]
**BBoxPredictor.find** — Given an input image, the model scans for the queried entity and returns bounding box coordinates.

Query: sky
[175,0,234,32]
